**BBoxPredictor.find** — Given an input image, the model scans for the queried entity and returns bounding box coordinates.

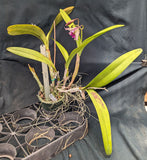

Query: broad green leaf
[86,89,112,155]
[55,40,69,62]
[7,47,56,70]
[7,24,47,46]
[65,25,124,69]
[47,6,74,41]
[85,48,142,88]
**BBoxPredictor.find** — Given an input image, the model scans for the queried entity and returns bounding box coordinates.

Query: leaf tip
[6,47,10,51]
[131,48,143,56]
[105,148,112,156]
[7,26,12,35]
[136,48,143,53]
[28,64,35,72]
[118,24,125,27]
[68,6,74,11]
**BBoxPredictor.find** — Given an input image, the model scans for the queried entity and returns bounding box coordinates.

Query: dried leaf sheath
[28,65,44,92]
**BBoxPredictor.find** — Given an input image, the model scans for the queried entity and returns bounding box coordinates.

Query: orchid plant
[6,6,142,155]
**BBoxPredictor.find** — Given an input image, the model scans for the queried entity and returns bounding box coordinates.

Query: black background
[0,0,147,159]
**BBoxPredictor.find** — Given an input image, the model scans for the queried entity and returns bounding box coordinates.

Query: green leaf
[47,6,74,41]
[55,40,69,62]
[85,48,142,88]
[7,24,47,46]
[60,9,73,26]
[7,47,56,70]
[65,25,124,69]
[86,89,112,155]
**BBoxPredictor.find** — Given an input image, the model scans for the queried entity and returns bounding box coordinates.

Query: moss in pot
[6,6,143,156]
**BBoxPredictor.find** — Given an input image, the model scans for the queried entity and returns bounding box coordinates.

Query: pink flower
[65,26,80,40]
[65,18,82,41]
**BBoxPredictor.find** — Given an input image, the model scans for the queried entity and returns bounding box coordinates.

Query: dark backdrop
[0,0,147,160]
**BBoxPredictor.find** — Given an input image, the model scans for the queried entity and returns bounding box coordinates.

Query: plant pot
[37,92,64,111]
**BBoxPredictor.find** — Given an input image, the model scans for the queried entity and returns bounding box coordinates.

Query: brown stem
[68,54,80,88]
[46,47,52,61]
[53,20,56,66]
[58,87,80,93]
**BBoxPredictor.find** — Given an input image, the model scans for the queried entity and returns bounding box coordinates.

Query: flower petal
[65,26,81,40]
[65,18,78,26]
